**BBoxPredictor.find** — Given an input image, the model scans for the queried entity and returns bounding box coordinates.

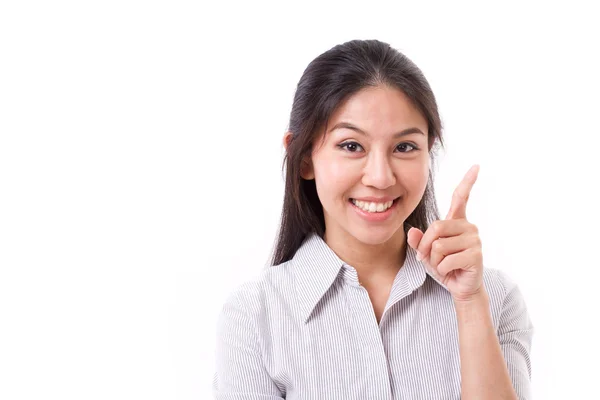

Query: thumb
[407,227,423,251]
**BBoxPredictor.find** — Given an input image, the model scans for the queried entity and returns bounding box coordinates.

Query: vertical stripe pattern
[213,232,534,399]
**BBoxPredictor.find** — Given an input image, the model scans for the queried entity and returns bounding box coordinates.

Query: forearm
[454,288,517,400]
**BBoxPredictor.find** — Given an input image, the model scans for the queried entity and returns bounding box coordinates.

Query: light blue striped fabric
[213,231,534,399]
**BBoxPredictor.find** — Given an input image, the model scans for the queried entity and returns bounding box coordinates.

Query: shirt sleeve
[213,284,285,400]
[496,270,534,400]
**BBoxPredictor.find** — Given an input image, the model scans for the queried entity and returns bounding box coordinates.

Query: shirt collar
[292,232,346,324]
[292,227,449,324]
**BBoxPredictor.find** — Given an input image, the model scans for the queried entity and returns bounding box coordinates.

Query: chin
[347,225,403,246]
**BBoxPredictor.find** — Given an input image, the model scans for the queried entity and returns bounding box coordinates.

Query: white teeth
[351,199,394,213]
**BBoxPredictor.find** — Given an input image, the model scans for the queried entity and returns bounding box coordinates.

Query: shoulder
[218,259,298,323]
[483,267,520,299]
[483,270,534,395]
[482,268,530,327]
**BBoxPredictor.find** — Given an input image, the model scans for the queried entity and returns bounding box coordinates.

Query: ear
[283,131,315,180]
[282,131,293,151]
[300,157,315,180]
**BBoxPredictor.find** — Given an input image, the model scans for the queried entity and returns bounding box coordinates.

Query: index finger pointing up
[445,164,480,220]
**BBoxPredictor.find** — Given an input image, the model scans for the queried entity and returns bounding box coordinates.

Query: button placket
[347,284,393,399]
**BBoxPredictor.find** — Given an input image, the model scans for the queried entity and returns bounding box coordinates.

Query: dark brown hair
[269,39,445,266]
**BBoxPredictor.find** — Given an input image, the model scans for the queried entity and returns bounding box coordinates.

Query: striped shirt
[213,231,534,399]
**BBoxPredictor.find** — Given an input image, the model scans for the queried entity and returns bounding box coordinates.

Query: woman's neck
[323,227,407,280]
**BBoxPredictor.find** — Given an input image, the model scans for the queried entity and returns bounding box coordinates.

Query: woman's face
[293,85,430,246]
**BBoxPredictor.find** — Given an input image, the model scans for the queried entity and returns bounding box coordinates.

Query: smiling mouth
[349,196,401,213]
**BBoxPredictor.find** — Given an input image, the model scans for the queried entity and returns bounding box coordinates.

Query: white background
[1,1,598,399]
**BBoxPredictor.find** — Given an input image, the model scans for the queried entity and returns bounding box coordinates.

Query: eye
[396,143,418,153]
[337,141,419,154]
[337,141,364,153]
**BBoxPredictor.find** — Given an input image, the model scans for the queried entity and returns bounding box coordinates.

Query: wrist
[452,287,488,306]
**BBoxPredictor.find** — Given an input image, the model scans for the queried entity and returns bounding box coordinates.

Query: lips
[349,197,399,213]
[348,196,400,222]
[349,196,400,203]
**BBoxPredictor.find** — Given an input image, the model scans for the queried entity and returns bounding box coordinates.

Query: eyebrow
[329,122,425,138]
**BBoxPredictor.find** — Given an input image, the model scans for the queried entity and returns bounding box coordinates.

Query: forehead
[326,85,427,135]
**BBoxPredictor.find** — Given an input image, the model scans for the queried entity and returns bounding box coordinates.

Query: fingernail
[416,251,423,261]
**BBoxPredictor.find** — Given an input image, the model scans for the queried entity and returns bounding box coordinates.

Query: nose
[361,151,396,189]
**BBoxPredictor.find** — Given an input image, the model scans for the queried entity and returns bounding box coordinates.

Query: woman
[213,39,533,399]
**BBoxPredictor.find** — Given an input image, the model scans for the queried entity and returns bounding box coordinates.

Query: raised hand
[407,165,483,302]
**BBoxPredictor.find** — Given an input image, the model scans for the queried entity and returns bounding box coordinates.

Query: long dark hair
[269,39,445,266]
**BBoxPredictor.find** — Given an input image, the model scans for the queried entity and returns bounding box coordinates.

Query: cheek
[315,157,355,189]
[399,161,429,192]
[313,157,358,205]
